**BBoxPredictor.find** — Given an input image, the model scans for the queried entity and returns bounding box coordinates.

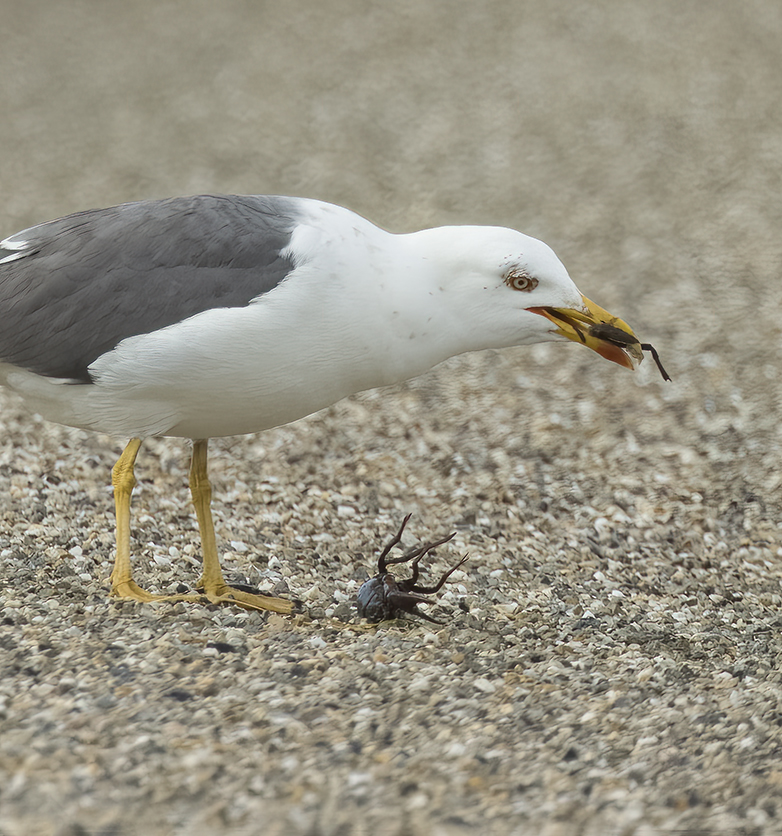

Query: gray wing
[0,194,301,382]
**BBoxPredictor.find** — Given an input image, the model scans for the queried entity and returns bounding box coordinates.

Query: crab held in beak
[528,295,670,381]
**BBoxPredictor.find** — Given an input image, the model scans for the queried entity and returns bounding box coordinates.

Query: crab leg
[376,513,413,571]
[409,554,470,595]
[383,531,457,569]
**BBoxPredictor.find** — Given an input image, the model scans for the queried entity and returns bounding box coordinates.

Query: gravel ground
[1,2,782,835]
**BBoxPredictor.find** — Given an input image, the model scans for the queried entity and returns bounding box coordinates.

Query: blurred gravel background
[1,2,781,835]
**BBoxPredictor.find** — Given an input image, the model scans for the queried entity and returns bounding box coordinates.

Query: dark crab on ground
[356,514,468,624]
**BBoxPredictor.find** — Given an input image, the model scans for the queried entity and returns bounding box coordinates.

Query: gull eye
[505,269,538,292]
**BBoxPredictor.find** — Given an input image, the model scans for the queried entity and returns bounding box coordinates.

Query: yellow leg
[189,439,293,613]
[109,438,144,597]
[110,438,200,605]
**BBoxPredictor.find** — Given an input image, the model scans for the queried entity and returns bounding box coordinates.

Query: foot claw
[201,583,294,614]
[110,579,201,605]
[110,578,293,614]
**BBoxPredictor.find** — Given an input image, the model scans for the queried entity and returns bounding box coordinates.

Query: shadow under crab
[356,514,468,624]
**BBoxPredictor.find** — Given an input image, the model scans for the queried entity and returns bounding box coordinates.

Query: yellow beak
[527,295,644,370]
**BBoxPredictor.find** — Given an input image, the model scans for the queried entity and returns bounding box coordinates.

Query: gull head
[407,225,642,370]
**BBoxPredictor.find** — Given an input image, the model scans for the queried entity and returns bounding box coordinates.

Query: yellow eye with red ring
[505,269,538,292]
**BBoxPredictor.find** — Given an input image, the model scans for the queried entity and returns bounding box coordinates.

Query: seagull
[0,194,645,613]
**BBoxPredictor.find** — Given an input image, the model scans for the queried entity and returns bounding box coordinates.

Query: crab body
[356,515,468,624]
